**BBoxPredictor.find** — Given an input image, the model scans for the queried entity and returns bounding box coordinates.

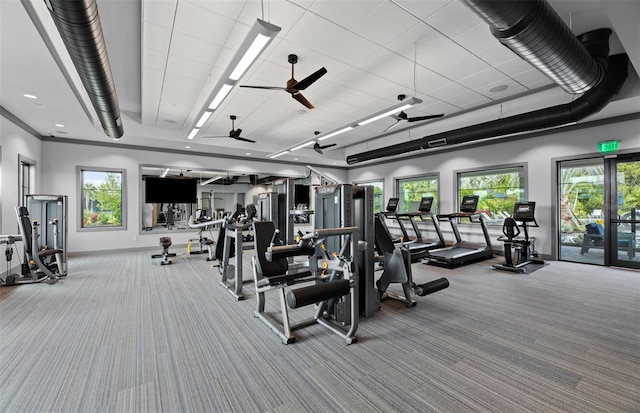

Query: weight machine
[218,204,257,300]
[493,201,544,273]
[251,221,360,344]
[26,194,67,274]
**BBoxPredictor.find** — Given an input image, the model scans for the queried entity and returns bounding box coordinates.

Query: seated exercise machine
[188,215,226,261]
[151,237,175,265]
[9,206,66,284]
[374,214,449,306]
[425,195,494,268]
[217,204,257,300]
[493,201,544,273]
[251,220,361,345]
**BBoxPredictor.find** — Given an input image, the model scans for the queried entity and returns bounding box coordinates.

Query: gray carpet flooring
[1,249,638,412]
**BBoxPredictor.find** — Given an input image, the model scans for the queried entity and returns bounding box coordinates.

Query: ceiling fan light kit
[185,19,281,140]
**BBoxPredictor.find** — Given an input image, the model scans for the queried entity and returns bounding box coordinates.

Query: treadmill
[425,195,494,268]
[395,196,445,251]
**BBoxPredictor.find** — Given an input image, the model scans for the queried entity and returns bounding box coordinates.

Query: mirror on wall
[139,165,308,234]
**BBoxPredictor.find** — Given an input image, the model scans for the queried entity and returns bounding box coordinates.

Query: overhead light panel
[317,126,354,141]
[200,175,224,186]
[186,19,281,140]
[358,103,413,126]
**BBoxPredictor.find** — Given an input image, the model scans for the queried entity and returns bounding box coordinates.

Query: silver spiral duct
[461,0,607,94]
[45,0,124,139]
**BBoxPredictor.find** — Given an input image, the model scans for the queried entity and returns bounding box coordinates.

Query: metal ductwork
[45,0,124,139]
[347,52,628,165]
[347,6,628,166]
[461,0,608,94]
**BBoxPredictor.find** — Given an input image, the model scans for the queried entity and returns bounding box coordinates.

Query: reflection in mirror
[139,165,308,235]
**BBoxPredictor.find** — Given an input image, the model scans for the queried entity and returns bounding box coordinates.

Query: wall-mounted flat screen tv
[145,177,197,204]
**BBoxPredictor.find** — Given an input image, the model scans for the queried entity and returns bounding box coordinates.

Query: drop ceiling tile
[511,69,554,90]
[163,71,206,95]
[165,54,211,82]
[454,22,495,53]
[445,55,492,82]
[425,0,484,38]
[285,13,349,54]
[143,22,172,53]
[353,1,423,46]
[173,2,235,46]
[309,0,383,28]
[325,34,381,67]
[457,67,508,90]
[393,0,451,20]
[143,48,168,71]
[417,40,470,71]
[476,43,517,66]
[169,32,223,66]
[188,0,245,20]
[142,0,177,29]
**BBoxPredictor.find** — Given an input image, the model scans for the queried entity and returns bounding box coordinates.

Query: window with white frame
[457,166,525,225]
[78,167,126,230]
[396,175,439,214]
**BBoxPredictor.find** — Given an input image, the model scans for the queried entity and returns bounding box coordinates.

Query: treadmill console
[418,197,434,213]
[386,197,399,213]
[512,201,536,222]
[460,195,479,213]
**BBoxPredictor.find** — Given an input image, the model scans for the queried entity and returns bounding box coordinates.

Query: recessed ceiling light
[164,119,177,124]
[55,123,64,127]
[56,131,68,135]
[245,152,251,156]
[294,158,299,161]
[489,84,508,93]
[185,146,191,149]
[23,94,37,99]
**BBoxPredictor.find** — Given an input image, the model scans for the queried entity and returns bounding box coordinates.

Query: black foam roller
[286,279,350,309]
[414,278,449,297]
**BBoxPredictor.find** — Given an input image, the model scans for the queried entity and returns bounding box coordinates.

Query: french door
[558,154,639,269]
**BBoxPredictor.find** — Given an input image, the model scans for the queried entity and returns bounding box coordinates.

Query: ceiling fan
[308,132,336,154]
[202,115,256,143]
[240,54,327,109]
[384,94,444,132]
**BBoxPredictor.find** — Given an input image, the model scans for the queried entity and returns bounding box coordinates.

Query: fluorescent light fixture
[357,101,418,126]
[270,150,289,159]
[207,84,233,110]
[186,128,199,140]
[229,34,271,80]
[318,126,354,141]
[55,123,65,127]
[200,175,224,186]
[265,96,423,159]
[161,168,170,178]
[291,141,316,151]
[196,111,213,128]
[23,94,38,99]
[185,19,280,140]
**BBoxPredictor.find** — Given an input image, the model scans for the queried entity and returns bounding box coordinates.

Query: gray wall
[348,117,640,258]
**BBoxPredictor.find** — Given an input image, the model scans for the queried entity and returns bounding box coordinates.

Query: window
[78,167,126,230]
[18,155,36,207]
[354,180,384,213]
[396,175,439,214]
[457,166,525,224]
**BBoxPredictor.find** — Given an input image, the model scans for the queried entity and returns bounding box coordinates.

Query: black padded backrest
[585,222,604,235]
[16,206,33,256]
[374,213,396,255]
[502,217,520,240]
[253,221,288,278]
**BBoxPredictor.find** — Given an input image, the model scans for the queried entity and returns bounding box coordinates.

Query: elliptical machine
[493,201,544,273]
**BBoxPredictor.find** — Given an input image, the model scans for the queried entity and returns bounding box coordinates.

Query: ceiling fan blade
[234,136,256,143]
[231,128,242,139]
[292,92,314,109]
[202,135,229,138]
[291,67,327,90]
[239,85,287,90]
[320,143,336,150]
[383,119,403,133]
[407,113,444,122]
[314,147,323,154]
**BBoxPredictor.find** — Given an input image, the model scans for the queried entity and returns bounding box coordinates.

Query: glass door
[558,159,605,265]
[608,156,640,269]
[558,155,639,269]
